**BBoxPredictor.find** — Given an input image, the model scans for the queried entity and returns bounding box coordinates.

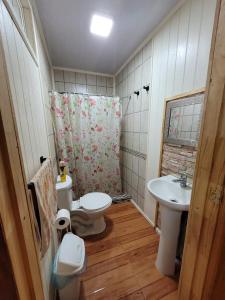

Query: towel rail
[28,182,41,235]
[27,156,47,237]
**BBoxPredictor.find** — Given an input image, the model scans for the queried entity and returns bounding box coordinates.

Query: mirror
[164,90,205,147]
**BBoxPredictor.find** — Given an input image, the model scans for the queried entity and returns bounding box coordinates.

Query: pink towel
[31,158,57,257]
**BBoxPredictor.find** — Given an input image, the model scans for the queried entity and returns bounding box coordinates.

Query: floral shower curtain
[51,92,122,197]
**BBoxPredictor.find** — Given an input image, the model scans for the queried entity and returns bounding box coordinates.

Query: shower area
[50,87,122,198]
[52,67,151,206]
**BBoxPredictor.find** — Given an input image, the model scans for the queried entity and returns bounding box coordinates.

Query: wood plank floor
[80,201,178,300]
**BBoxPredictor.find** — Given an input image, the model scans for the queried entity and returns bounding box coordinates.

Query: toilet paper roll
[55,209,70,230]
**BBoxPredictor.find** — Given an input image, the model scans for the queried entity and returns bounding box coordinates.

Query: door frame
[0,10,44,299]
[178,0,225,298]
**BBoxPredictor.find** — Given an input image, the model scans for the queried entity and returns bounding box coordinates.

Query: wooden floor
[80,201,178,299]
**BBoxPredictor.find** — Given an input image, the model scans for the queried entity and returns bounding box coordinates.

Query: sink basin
[147,175,191,211]
[147,175,192,276]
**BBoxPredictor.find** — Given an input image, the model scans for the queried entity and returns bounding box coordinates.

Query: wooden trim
[154,99,167,227]
[164,91,205,148]
[159,87,205,177]
[178,0,225,298]
[164,87,205,102]
[155,88,205,228]
[2,0,38,66]
[0,116,31,299]
[53,66,114,78]
[0,8,44,299]
[158,87,206,179]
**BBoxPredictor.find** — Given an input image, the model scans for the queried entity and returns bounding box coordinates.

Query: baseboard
[130,199,157,231]
[155,226,161,235]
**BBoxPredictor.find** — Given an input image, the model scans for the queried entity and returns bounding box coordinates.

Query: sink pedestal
[156,205,181,276]
[147,175,191,276]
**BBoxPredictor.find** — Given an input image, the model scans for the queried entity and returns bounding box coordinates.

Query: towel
[31,158,57,257]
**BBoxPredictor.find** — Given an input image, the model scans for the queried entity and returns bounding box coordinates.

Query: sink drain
[170,199,178,203]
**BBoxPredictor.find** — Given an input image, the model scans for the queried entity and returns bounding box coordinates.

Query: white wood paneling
[116,0,217,223]
[194,0,217,88]
[182,0,204,92]
[145,0,217,223]
[0,2,49,181]
[1,3,56,300]
[173,0,191,92]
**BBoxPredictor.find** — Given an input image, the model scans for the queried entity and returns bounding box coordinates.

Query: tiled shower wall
[53,69,114,96]
[115,41,152,210]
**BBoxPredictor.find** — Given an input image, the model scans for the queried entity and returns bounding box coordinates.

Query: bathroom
[0,0,225,299]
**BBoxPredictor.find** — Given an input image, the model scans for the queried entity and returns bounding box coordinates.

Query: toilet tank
[56,175,73,210]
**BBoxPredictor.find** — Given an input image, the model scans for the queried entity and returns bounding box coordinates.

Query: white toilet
[56,175,112,237]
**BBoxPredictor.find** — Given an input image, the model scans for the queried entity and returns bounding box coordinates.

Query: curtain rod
[49,90,115,97]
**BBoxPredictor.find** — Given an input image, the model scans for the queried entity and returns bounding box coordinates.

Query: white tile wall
[54,69,64,81]
[76,73,85,84]
[87,74,96,85]
[107,77,113,87]
[54,69,114,96]
[116,42,152,210]
[64,70,75,83]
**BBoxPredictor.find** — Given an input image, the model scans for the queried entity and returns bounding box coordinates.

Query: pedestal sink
[147,175,192,276]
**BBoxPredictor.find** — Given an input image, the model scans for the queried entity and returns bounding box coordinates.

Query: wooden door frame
[0,10,44,300]
[178,0,225,298]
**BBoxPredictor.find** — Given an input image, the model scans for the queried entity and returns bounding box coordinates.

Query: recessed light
[90,14,113,38]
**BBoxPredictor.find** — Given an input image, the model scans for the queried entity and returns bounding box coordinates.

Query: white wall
[116,0,217,224]
[0,1,57,299]
[0,2,50,180]
[115,42,152,211]
[145,0,217,223]
[35,19,58,176]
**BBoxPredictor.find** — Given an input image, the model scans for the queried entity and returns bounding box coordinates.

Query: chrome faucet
[172,173,188,188]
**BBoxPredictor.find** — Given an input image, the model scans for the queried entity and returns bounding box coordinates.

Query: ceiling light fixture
[90,14,113,38]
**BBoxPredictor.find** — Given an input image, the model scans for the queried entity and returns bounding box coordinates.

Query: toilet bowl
[56,175,112,237]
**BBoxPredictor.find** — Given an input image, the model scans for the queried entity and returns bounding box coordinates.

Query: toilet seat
[70,192,112,213]
[80,192,112,212]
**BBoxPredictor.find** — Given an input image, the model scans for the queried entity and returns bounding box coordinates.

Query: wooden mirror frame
[164,89,205,147]
[155,88,205,227]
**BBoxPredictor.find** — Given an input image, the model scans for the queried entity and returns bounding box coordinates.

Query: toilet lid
[80,192,112,211]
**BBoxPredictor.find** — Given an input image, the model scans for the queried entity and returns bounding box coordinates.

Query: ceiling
[36,0,180,74]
